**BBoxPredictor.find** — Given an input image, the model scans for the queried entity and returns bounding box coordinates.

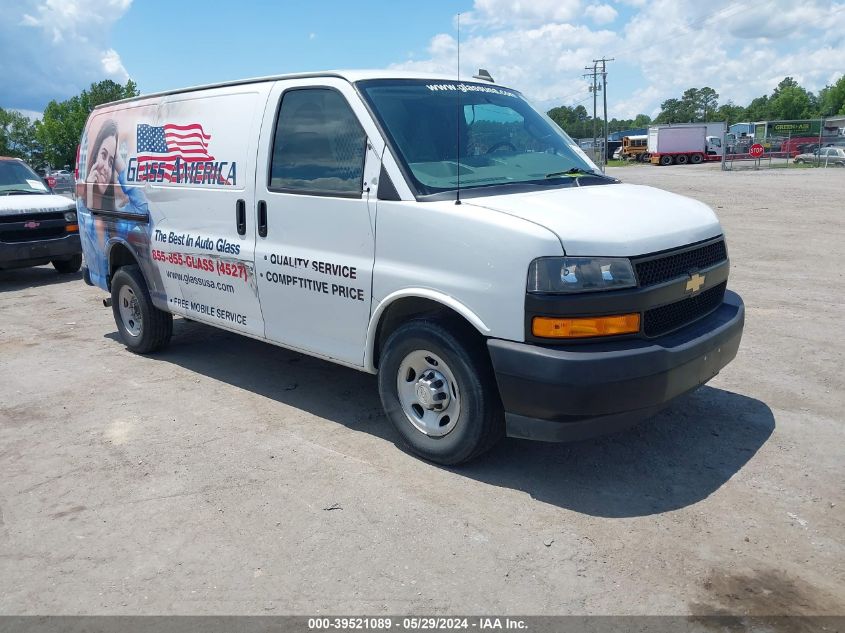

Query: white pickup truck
[0,156,81,273]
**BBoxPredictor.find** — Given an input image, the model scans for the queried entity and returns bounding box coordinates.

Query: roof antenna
[473,69,494,83]
[455,11,462,205]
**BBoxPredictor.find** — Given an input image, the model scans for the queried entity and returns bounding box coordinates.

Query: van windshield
[357,79,606,197]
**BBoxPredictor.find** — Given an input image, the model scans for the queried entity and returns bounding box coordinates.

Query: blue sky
[2,0,843,120]
[111,0,483,86]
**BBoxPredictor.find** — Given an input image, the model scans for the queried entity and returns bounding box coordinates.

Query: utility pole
[583,63,599,164]
[593,57,614,171]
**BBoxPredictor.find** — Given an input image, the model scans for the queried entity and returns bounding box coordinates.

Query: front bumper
[488,290,745,442]
[0,234,81,269]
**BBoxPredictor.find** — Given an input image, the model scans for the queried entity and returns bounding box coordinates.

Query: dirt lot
[1,164,843,616]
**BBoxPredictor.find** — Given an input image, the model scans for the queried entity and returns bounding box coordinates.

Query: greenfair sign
[767,120,821,136]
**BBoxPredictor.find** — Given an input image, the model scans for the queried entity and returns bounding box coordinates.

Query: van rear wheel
[378,319,504,465]
[111,265,172,354]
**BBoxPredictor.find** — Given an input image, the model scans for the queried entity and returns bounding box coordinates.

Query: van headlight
[64,211,77,222]
[527,257,637,293]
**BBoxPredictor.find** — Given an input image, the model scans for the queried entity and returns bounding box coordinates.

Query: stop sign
[749,143,764,158]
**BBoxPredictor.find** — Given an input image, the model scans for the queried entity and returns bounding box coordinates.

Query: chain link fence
[577,139,619,171]
[723,119,845,170]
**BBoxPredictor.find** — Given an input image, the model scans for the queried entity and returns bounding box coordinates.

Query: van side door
[254,78,382,365]
[147,85,271,337]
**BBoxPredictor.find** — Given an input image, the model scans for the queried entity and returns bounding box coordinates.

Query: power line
[583,64,600,149]
[594,57,614,170]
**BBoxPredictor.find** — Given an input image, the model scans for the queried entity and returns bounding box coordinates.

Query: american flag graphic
[136,123,215,181]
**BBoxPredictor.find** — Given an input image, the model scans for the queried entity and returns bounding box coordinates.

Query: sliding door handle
[257,200,268,238]
[235,199,246,235]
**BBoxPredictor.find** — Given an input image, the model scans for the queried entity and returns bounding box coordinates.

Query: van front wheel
[378,320,504,465]
[111,265,172,354]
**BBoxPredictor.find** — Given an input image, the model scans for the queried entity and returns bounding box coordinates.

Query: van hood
[0,193,76,217]
[465,183,722,257]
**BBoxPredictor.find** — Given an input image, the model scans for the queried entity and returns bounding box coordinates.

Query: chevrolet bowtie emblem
[686,273,705,293]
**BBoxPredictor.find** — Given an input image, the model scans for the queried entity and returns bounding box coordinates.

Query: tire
[377,319,504,465]
[795,159,803,164]
[676,154,689,165]
[110,265,172,354]
[52,254,82,274]
[659,154,673,166]
[690,153,704,164]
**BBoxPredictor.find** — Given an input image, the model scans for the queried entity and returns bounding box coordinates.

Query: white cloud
[12,109,43,121]
[393,19,619,104]
[619,0,845,116]
[585,4,618,24]
[21,0,132,42]
[1,0,133,110]
[100,48,128,79]
[463,0,583,28]
[612,86,662,120]
[396,0,845,121]
[725,3,832,40]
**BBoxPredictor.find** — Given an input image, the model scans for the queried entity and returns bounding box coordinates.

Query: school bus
[620,135,648,161]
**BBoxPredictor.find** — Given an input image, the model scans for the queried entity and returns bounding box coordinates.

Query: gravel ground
[0,164,842,616]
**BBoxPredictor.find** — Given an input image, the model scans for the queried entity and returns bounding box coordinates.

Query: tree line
[0,79,138,169]
[548,75,845,140]
[2,75,844,168]
[546,104,653,140]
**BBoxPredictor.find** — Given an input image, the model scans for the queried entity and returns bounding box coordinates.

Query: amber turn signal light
[65,224,79,232]
[532,313,640,338]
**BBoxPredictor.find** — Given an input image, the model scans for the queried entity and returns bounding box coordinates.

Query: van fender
[105,237,168,309]
[364,288,491,373]
[105,236,140,279]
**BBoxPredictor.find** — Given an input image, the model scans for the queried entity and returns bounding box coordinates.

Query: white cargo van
[77,71,744,464]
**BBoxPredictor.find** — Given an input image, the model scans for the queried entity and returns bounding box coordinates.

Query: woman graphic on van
[78,116,149,287]
[85,119,119,211]
[82,118,148,216]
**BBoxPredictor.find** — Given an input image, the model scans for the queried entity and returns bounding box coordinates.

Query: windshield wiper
[545,167,613,180]
[0,189,47,196]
